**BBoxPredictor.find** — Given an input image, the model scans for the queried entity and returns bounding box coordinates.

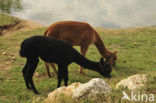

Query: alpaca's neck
[94,32,112,58]
[73,51,99,72]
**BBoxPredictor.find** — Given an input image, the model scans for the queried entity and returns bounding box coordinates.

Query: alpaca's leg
[57,64,64,88]
[26,58,39,94]
[44,62,52,77]
[63,66,68,86]
[80,46,89,73]
[50,63,58,75]
[22,60,31,89]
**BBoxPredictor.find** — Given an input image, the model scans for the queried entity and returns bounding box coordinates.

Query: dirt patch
[0,20,20,35]
[0,19,45,35]
[0,49,15,71]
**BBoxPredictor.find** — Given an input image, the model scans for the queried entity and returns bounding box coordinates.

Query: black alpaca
[19,36,112,94]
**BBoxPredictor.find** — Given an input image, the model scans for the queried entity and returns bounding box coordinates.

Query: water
[0,0,156,28]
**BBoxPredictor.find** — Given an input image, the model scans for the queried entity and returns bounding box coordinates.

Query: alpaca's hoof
[79,70,83,74]
[47,72,55,78]
[51,72,56,77]
[47,75,52,78]
[47,74,52,78]
[26,85,32,90]
[34,91,40,94]
[79,67,84,74]
[35,92,40,95]
[27,87,32,90]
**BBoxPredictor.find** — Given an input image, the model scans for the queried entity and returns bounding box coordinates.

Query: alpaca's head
[108,51,117,66]
[98,58,112,78]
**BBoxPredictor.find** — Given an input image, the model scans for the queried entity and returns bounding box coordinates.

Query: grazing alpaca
[19,36,112,94]
[44,21,117,77]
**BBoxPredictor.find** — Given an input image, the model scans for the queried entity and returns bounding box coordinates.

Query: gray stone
[45,82,81,103]
[72,78,111,100]
[116,74,147,91]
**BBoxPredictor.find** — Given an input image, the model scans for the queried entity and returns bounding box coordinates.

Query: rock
[72,78,111,100]
[116,74,147,91]
[5,61,10,65]
[45,78,111,102]
[32,96,45,103]
[2,52,6,55]
[11,56,15,60]
[45,82,81,103]
[10,53,14,56]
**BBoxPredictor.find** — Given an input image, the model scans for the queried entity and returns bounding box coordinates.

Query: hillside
[0,14,156,103]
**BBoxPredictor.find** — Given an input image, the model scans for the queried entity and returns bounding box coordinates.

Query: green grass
[0,14,156,103]
[0,13,19,26]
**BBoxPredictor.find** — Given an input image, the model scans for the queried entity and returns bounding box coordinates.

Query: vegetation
[0,14,18,26]
[0,14,155,103]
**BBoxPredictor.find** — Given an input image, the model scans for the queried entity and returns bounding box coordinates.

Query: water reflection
[0,0,156,28]
[0,0,22,13]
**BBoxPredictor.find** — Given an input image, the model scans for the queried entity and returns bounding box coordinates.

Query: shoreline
[0,13,46,35]
[1,13,156,31]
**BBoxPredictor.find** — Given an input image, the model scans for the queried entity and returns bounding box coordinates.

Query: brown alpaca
[44,21,117,77]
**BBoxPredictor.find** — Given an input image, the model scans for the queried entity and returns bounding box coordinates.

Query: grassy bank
[0,14,156,103]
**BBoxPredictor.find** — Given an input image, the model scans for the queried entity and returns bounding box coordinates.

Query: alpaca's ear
[113,50,118,54]
[100,57,105,64]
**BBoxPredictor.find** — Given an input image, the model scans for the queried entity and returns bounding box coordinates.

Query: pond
[0,0,156,28]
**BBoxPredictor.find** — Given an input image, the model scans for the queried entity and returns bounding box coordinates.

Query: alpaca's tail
[19,47,26,57]
[19,40,27,57]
